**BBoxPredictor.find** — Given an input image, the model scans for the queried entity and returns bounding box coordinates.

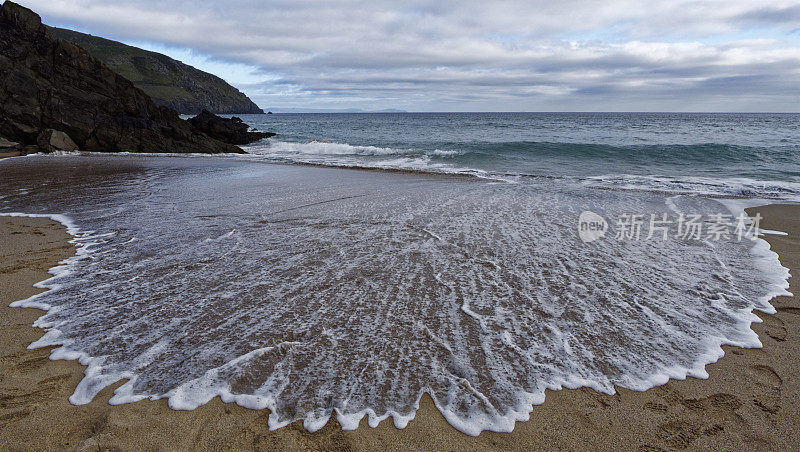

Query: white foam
[1,212,116,408]
[251,140,400,156]
[718,198,794,307]
[1,186,794,436]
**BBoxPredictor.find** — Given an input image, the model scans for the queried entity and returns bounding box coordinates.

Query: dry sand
[1,205,799,451]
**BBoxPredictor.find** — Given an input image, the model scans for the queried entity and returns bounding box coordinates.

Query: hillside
[49,27,263,115]
[0,1,244,154]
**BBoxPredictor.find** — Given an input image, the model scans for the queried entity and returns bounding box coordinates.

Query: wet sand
[1,205,799,450]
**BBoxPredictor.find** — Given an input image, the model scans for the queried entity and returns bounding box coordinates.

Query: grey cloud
[736,5,800,25]
[19,0,800,111]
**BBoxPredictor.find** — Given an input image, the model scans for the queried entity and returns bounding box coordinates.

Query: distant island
[49,27,263,115]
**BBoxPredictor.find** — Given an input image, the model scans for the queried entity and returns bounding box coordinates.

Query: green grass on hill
[49,27,263,115]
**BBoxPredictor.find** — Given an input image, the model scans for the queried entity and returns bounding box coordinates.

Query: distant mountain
[49,27,263,115]
[269,108,409,113]
[269,108,366,113]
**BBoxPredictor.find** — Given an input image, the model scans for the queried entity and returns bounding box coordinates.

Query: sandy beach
[0,201,797,450]
[2,0,798,448]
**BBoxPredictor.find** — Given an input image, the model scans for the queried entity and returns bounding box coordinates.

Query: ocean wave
[250,140,400,156]
[243,140,506,180]
[477,141,777,163]
[431,149,463,157]
[247,140,785,162]
[242,139,800,200]
[582,174,800,200]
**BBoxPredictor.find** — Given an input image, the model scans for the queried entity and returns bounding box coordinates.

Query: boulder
[188,110,276,145]
[37,129,78,152]
[0,136,22,157]
[0,2,244,154]
[0,136,19,149]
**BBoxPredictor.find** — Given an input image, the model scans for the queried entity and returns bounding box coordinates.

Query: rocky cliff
[0,2,247,154]
[50,27,263,115]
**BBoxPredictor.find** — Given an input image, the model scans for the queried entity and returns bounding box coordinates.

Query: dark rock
[187,109,276,145]
[19,144,41,155]
[37,129,79,152]
[0,2,243,154]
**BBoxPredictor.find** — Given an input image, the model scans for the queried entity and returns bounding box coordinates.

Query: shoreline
[1,204,799,450]
[8,149,796,200]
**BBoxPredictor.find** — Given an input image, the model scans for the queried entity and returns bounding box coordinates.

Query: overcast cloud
[19,0,800,111]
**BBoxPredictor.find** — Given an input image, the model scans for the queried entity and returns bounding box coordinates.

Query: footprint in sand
[656,420,701,449]
[748,364,782,415]
[762,315,788,342]
[644,392,744,449]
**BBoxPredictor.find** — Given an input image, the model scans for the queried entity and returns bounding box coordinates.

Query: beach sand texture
[1,205,798,451]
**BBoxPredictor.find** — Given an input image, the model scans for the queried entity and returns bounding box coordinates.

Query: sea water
[0,112,797,435]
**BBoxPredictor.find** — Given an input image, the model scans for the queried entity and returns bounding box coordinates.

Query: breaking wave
[244,139,800,200]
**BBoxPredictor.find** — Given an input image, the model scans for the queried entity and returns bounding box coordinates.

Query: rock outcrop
[187,110,275,145]
[0,2,246,154]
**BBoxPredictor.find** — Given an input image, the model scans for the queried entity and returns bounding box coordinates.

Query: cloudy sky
[20,0,800,112]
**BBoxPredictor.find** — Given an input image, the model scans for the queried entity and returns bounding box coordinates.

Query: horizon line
[258,110,800,114]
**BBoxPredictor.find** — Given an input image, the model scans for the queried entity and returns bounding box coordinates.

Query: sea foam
[0,154,793,436]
